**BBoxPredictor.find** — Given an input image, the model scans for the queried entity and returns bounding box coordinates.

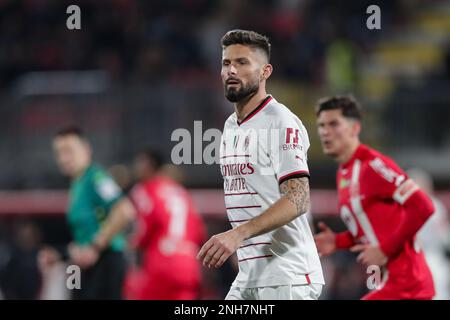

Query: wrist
[91,242,102,253]
[335,231,354,249]
[92,234,108,252]
[234,225,250,242]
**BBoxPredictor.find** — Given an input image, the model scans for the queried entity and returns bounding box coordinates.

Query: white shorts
[225,283,323,300]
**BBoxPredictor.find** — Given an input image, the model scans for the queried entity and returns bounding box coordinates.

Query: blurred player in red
[123,149,206,300]
[314,96,436,300]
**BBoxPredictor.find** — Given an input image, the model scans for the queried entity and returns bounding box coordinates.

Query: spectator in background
[124,148,206,299]
[0,219,42,299]
[408,168,450,300]
[39,126,136,300]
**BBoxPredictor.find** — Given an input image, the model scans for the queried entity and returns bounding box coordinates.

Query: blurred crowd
[0,0,405,88]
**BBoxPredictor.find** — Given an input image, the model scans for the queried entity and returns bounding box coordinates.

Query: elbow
[126,201,137,222]
[299,202,310,217]
[404,190,435,223]
[423,196,435,221]
[418,191,435,221]
[295,197,310,218]
[120,198,137,222]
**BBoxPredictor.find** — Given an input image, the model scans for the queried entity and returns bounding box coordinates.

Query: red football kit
[124,175,206,300]
[334,144,435,300]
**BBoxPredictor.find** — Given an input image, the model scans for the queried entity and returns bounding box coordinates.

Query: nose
[318,126,330,138]
[228,64,237,76]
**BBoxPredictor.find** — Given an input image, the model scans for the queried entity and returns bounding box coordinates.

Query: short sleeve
[271,113,310,184]
[366,157,419,205]
[92,170,123,210]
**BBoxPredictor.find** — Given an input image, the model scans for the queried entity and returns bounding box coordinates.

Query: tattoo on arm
[280,177,310,214]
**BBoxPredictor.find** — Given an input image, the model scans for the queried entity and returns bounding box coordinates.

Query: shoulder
[82,164,104,183]
[148,176,176,193]
[224,113,237,128]
[265,97,304,128]
[360,145,406,184]
[89,165,114,185]
[89,164,123,200]
[90,164,108,177]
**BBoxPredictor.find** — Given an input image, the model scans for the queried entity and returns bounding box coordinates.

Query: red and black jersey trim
[278,170,310,185]
[237,95,272,126]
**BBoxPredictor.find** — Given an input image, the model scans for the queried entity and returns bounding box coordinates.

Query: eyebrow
[317,119,338,125]
[222,57,250,63]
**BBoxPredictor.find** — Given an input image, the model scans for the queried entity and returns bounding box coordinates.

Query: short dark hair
[137,148,164,171]
[221,29,271,62]
[54,125,86,139]
[315,95,362,121]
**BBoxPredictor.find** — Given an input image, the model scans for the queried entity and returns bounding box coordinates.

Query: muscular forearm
[197,177,309,268]
[94,198,136,250]
[235,177,310,241]
[236,196,301,240]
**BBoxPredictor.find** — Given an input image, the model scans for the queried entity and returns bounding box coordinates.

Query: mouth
[226,79,240,86]
[322,140,332,148]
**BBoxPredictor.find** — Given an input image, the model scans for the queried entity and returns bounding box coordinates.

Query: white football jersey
[220,95,324,288]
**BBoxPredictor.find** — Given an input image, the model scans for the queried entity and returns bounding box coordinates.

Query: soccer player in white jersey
[197,29,324,300]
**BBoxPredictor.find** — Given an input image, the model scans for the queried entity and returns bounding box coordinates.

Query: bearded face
[224,75,259,102]
[221,44,267,103]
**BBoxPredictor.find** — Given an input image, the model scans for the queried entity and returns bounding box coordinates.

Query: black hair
[315,95,362,121]
[221,29,271,62]
[54,125,86,139]
[137,148,164,171]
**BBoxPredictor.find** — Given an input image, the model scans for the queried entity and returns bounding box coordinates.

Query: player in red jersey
[314,96,436,300]
[123,149,206,300]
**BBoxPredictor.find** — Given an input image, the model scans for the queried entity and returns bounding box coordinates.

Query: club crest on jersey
[339,178,350,189]
[244,135,250,151]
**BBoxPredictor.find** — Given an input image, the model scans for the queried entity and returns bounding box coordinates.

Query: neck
[337,141,360,165]
[72,162,90,180]
[234,89,268,123]
[142,170,158,182]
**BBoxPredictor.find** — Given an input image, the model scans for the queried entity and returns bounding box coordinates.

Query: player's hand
[68,243,99,269]
[350,244,388,267]
[197,229,245,268]
[314,222,336,257]
[37,246,61,272]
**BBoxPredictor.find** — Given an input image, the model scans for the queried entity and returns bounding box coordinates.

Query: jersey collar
[237,95,272,126]
[341,143,369,169]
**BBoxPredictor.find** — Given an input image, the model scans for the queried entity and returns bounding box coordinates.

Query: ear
[84,141,93,157]
[352,120,361,137]
[261,64,273,81]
